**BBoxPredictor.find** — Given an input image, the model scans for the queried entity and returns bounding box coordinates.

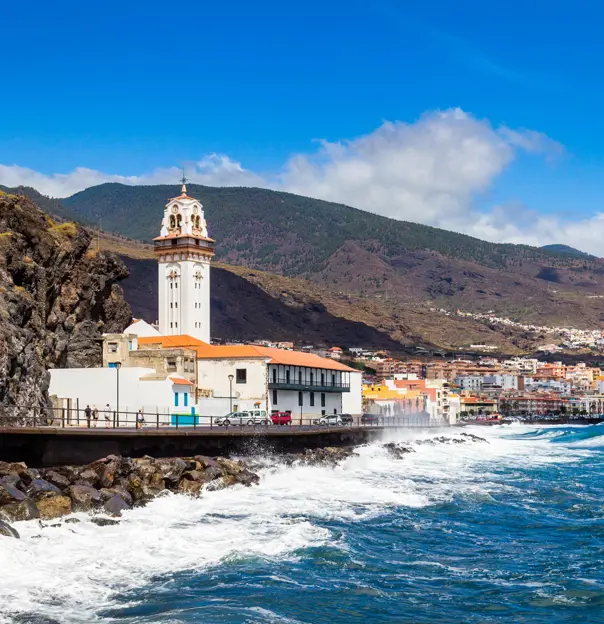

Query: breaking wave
[1,426,603,623]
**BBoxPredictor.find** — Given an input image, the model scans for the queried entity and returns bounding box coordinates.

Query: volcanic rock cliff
[0,191,131,409]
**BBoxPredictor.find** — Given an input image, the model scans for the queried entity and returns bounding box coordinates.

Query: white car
[313,415,344,426]
[214,411,270,426]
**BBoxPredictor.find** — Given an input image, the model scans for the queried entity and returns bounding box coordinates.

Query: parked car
[313,414,344,426]
[339,413,354,425]
[360,413,380,425]
[270,411,292,425]
[214,411,269,426]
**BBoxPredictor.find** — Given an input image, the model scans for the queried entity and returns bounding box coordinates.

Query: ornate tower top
[154,180,215,260]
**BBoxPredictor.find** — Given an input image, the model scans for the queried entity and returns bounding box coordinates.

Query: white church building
[49,183,362,422]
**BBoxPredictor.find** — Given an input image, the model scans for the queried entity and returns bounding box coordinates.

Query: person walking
[92,405,99,427]
[84,405,92,428]
[136,408,145,430]
[104,404,112,429]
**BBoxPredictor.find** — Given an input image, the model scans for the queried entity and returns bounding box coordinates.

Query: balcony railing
[268,377,350,393]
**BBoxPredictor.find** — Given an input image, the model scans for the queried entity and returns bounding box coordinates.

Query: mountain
[7,183,604,349]
[541,244,596,259]
[56,183,604,329]
[60,183,592,275]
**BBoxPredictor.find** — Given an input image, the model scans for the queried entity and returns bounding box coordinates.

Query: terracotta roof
[194,345,357,372]
[169,376,194,386]
[169,193,196,201]
[138,335,209,349]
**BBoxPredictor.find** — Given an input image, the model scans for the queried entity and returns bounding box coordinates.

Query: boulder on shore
[0,519,19,538]
[0,453,261,525]
[36,495,72,520]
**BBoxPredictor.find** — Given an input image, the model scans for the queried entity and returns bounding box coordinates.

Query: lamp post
[115,361,122,427]
[228,374,234,413]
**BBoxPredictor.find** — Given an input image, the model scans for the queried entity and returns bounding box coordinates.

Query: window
[332,374,336,386]
[128,341,133,351]
[175,322,178,328]
[167,358,177,372]
[170,303,173,308]
[175,302,178,308]
[272,389,278,405]
[298,370,302,384]
[236,369,247,384]
[310,372,314,385]
[286,370,290,383]
[333,408,337,414]
[298,391,303,407]
[272,368,277,383]
[321,410,326,416]
[184,393,188,407]
[108,342,118,354]
[174,392,179,407]
[310,392,315,407]
[321,373,325,385]
[170,322,173,328]
[321,393,326,407]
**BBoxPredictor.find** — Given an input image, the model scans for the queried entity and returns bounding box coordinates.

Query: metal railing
[268,377,351,391]
[0,406,449,431]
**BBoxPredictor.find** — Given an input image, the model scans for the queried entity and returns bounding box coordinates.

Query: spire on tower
[180,169,188,195]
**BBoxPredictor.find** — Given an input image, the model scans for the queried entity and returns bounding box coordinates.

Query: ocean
[1,424,603,623]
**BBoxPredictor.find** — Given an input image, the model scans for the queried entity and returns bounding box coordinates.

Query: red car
[271,411,292,425]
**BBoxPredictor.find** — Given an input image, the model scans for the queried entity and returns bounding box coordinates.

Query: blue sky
[3,0,604,251]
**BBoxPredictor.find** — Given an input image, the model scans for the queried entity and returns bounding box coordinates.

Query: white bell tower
[154,179,214,342]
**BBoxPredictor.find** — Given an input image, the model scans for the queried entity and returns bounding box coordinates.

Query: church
[49,183,362,423]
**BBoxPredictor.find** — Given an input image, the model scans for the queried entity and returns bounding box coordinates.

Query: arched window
[176,214,182,227]
[169,215,176,228]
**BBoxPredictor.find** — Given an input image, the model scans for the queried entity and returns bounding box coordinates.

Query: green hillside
[541,244,596,259]
[59,182,595,277]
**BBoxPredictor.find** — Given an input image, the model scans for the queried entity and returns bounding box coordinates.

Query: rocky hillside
[53,183,604,329]
[0,191,131,412]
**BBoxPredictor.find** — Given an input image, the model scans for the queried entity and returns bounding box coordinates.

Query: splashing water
[1,425,603,623]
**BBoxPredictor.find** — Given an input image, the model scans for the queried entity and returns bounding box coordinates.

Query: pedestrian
[84,405,92,428]
[92,405,99,427]
[104,404,112,428]
[136,408,145,430]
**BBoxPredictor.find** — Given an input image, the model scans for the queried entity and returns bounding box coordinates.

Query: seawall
[0,427,384,467]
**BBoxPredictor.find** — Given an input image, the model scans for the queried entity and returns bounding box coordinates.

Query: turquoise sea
[1,425,603,623]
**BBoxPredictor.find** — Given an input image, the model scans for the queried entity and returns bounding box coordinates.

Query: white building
[154,183,214,343]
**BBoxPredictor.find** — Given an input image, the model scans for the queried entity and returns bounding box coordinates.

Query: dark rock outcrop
[383,442,415,459]
[0,519,19,538]
[0,453,260,531]
[0,191,131,414]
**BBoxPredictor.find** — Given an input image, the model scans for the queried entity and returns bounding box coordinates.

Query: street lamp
[228,374,234,413]
[115,361,122,427]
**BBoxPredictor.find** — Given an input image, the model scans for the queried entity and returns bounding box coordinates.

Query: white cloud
[2,108,602,256]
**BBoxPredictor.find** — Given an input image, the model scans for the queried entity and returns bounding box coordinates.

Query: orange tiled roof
[138,335,209,349]
[194,344,357,372]
[169,376,194,386]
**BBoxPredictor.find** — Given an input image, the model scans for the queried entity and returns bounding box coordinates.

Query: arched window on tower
[176,214,182,228]
[169,215,176,229]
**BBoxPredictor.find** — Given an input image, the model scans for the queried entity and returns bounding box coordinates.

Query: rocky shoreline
[0,434,488,538]
[0,454,259,537]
